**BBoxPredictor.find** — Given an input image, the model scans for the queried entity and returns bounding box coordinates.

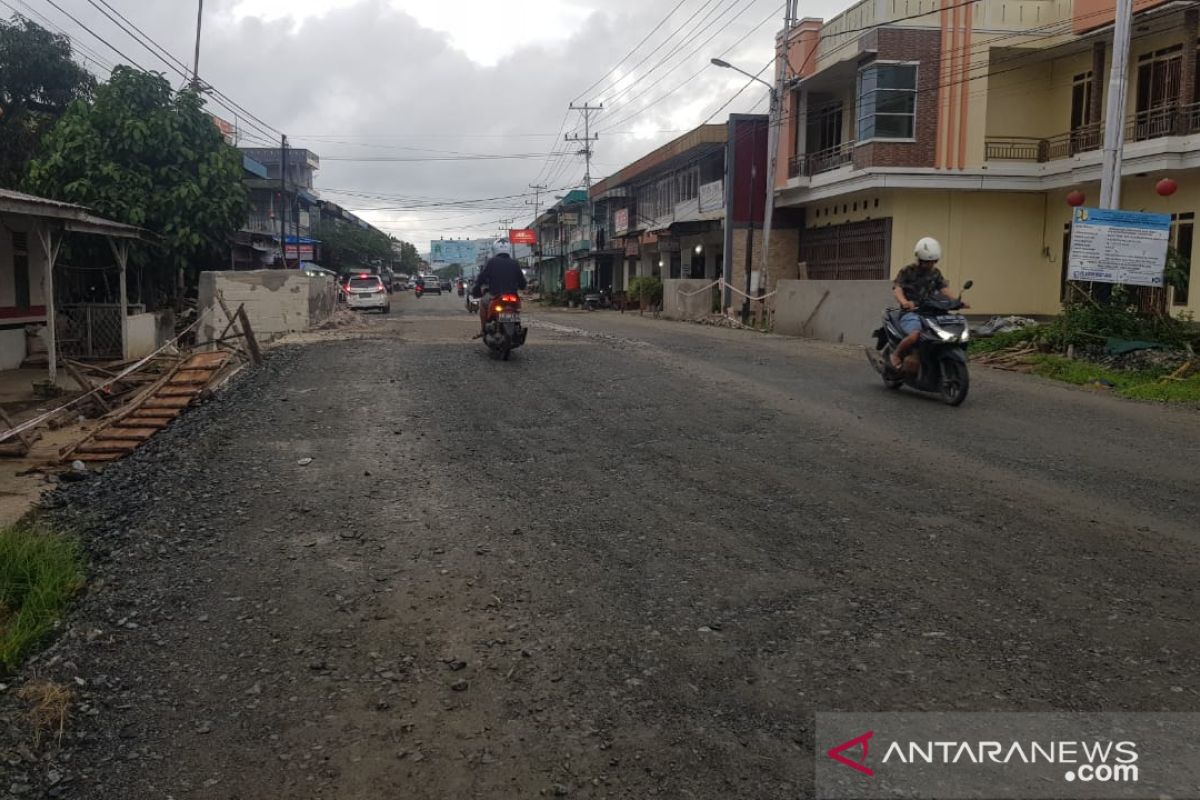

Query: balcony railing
[986,103,1200,163]
[788,141,855,177]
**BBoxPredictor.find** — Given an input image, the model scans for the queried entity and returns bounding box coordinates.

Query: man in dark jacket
[471,252,527,334]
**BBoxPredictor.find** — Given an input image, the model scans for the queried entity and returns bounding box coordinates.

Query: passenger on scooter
[889,237,969,370]
[471,252,527,335]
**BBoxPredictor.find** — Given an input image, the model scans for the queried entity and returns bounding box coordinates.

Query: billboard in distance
[430,239,479,265]
[509,229,537,245]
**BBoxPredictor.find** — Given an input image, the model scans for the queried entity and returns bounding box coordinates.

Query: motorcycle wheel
[502,347,512,361]
[939,357,970,406]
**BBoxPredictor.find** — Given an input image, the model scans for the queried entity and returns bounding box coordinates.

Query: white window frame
[855,60,919,144]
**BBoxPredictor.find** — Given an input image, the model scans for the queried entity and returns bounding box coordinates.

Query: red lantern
[1156,177,1178,197]
[1066,190,1086,207]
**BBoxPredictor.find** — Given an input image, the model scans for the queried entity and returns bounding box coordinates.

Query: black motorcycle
[583,286,612,311]
[867,281,973,406]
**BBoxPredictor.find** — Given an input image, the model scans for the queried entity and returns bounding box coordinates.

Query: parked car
[344,273,390,313]
[379,267,396,292]
[419,275,443,295]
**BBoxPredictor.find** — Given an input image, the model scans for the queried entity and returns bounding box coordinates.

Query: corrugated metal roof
[0,188,87,211]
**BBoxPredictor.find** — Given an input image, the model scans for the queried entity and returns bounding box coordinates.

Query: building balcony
[788,141,855,177]
[985,103,1200,163]
[569,239,592,254]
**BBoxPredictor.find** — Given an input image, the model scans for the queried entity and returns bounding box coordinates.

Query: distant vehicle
[407,276,419,290]
[344,273,390,314]
[419,275,443,295]
[301,265,338,280]
[394,274,411,291]
[440,278,452,292]
[378,267,396,292]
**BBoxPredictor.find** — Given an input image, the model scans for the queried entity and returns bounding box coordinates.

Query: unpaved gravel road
[2,291,1198,799]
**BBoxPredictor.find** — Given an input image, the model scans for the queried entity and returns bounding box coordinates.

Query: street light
[711,55,780,324]
[710,58,776,98]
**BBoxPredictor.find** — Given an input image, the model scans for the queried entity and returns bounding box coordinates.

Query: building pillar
[1090,41,1105,131]
[1180,9,1199,133]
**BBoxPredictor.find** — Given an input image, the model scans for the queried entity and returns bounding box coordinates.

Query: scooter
[414,283,424,299]
[583,286,613,311]
[866,281,973,406]
[466,293,480,314]
[475,292,526,360]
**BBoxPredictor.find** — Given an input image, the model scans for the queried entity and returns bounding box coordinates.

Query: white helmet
[914,237,941,262]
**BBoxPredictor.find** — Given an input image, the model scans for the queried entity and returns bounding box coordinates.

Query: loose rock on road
[3,288,1198,799]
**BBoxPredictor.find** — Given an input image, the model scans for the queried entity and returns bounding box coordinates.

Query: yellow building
[772,0,1200,317]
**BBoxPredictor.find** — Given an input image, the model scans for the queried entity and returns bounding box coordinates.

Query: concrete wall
[0,329,25,371]
[662,278,717,320]
[774,279,894,344]
[198,270,339,344]
[124,312,160,359]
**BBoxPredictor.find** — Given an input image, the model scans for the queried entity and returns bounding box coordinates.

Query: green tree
[313,219,395,273]
[0,16,95,188]
[395,240,420,274]
[24,67,246,296]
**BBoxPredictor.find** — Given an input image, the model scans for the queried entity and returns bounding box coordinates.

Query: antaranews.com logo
[827,730,1139,783]
[815,713,1200,799]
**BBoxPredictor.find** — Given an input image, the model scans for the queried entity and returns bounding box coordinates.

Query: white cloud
[20,0,852,246]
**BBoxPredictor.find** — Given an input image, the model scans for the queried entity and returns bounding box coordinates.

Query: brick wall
[852,28,941,170]
[725,226,801,307]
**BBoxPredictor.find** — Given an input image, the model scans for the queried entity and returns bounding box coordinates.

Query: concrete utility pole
[527,184,547,270]
[279,134,288,266]
[191,0,204,89]
[567,102,602,285]
[1099,0,1133,209]
[757,2,796,305]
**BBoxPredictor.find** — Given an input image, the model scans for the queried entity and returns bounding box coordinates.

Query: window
[806,101,843,154]
[1170,212,1193,306]
[12,232,30,310]
[1134,45,1182,140]
[856,63,917,141]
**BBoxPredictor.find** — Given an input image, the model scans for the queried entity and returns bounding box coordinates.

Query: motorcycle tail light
[493,304,504,313]
[500,294,520,303]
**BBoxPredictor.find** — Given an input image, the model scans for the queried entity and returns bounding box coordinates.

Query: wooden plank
[123,413,178,424]
[236,307,263,366]
[77,441,141,454]
[0,408,34,453]
[76,452,124,463]
[186,351,231,369]
[96,428,160,441]
[158,386,203,398]
[143,397,193,410]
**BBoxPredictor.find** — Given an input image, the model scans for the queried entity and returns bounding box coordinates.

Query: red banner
[509,228,537,245]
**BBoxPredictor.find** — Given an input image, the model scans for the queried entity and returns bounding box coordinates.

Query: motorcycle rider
[471,251,527,335]
[889,237,969,370]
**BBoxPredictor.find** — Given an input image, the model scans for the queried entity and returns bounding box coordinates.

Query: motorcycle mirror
[963,280,974,290]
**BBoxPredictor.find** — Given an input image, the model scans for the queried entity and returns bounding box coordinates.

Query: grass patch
[968,326,1045,354]
[1029,355,1200,404]
[0,519,85,672]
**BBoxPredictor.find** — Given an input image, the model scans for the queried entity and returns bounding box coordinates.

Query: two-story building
[531,190,587,293]
[239,147,321,267]
[772,0,1200,317]
[589,115,772,304]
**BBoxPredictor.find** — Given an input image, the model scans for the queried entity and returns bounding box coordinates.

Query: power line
[595,1,783,133]
[572,0,694,104]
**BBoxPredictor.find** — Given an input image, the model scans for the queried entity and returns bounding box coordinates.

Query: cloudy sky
[5,0,843,249]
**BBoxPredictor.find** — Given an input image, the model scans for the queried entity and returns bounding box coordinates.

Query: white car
[344,273,390,314]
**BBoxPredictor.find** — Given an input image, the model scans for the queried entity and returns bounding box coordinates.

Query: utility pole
[567,102,602,287]
[279,134,288,267]
[191,0,204,89]
[757,1,796,312]
[526,184,547,270]
[1099,0,1133,209]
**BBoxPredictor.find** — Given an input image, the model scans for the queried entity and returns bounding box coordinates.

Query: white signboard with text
[1068,207,1170,287]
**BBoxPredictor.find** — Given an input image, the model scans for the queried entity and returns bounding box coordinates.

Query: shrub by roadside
[0,519,85,672]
